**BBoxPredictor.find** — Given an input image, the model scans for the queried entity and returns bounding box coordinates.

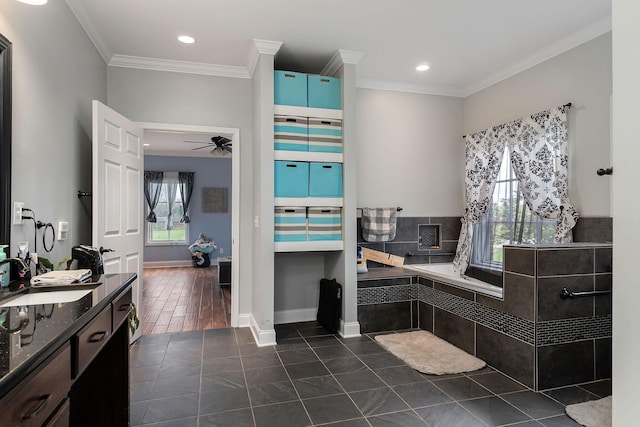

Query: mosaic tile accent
[357,281,535,345]
[357,285,413,305]
[537,315,612,346]
[418,224,440,250]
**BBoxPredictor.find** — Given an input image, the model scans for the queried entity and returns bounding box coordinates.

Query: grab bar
[560,287,611,299]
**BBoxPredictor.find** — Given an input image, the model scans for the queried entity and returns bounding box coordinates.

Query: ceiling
[65,0,611,156]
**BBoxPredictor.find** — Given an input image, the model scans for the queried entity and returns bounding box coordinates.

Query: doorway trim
[137,121,241,327]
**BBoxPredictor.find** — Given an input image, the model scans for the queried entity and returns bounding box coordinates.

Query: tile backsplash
[356,215,612,269]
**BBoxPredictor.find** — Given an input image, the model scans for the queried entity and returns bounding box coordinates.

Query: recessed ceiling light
[16,0,48,4]
[143,143,150,147]
[416,64,430,72]
[178,35,195,44]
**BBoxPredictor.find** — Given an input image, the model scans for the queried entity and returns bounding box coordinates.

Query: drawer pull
[88,331,108,343]
[20,394,52,420]
[117,303,131,312]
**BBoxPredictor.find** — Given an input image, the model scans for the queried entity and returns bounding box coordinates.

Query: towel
[361,208,398,242]
[30,269,93,286]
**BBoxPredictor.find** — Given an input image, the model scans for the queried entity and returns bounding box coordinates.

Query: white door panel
[93,100,144,342]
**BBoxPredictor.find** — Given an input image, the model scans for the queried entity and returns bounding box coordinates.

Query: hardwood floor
[141,266,231,335]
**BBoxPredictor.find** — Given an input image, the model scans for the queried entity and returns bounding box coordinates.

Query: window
[147,177,188,245]
[469,149,555,273]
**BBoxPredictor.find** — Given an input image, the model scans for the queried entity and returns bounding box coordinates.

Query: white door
[92,100,144,342]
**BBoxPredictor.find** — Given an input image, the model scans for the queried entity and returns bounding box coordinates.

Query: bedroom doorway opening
[138,122,240,334]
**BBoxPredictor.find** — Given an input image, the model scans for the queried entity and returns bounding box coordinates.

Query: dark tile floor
[129,322,611,426]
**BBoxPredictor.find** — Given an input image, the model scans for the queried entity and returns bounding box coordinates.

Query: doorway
[137,122,241,333]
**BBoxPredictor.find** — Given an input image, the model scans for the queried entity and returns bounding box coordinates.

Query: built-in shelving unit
[274,102,344,253]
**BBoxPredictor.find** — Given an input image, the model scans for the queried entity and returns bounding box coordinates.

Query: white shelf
[275,197,343,207]
[275,241,344,252]
[274,151,343,163]
[274,104,342,120]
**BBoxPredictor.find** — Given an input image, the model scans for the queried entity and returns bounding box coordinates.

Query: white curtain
[164,172,179,230]
[453,105,578,276]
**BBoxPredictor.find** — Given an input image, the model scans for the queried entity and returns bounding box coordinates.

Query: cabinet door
[44,398,70,427]
[0,346,71,427]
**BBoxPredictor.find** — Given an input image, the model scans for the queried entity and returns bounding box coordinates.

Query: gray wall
[1,0,107,265]
[107,66,254,315]
[143,155,232,264]
[356,89,465,216]
[464,33,612,218]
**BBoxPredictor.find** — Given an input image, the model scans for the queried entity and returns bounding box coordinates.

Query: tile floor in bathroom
[129,322,610,427]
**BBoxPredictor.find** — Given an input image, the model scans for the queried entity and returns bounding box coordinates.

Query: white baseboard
[143,260,194,268]
[249,315,277,347]
[237,313,252,328]
[274,308,317,325]
[339,320,361,338]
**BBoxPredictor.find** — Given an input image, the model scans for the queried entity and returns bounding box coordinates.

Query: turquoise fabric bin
[309,162,343,197]
[308,207,342,241]
[274,161,309,197]
[308,117,342,153]
[275,207,307,242]
[274,71,307,107]
[274,115,308,151]
[307,75,341,109]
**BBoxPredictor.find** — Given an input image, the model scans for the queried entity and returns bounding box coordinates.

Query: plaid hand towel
[361,208,397,242]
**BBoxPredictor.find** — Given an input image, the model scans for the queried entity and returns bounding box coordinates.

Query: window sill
[145,242,189,247]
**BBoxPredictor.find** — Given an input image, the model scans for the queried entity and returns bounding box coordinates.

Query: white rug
[565,396,612,427]
[374,330,486,375]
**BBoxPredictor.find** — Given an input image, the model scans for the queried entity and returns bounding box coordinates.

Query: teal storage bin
[274,71,307,107]
[274,115,308,151]
[275,207,307,242]
[309,162,343,197]
[274,161,309,197]
[308,117,342,153]
[307,75,341,109]
[308,207,342,241]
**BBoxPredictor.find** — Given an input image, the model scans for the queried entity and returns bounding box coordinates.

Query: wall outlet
[219,247,223,254]
[13,202,24,225]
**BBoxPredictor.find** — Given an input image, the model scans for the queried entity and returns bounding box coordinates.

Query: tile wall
[356,216,461,267]
[356,243,612,391]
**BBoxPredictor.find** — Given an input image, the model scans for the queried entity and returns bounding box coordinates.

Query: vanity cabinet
[0,274,135,427]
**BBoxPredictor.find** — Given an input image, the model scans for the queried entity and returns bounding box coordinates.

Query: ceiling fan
[184,135,232,157]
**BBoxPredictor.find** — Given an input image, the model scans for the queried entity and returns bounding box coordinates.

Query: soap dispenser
[0,245,9,288]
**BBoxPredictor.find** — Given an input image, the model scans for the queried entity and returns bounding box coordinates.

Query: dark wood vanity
[0,273,135,426]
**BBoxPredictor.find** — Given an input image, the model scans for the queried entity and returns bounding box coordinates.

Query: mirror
[0,33,11,247]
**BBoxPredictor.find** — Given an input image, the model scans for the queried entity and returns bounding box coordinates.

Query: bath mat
[374,330,486,375]
[565,396,612,427]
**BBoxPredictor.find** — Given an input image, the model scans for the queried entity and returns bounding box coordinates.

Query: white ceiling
[65,0,611,155]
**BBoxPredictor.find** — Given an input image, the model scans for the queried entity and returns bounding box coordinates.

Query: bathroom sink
[0,289,93,307]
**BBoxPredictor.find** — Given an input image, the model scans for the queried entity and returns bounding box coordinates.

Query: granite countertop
[0,273,136,398]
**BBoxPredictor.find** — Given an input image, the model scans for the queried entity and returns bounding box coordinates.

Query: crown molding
[109,55,250,78]
[322,49,365,76]
[247,39,283,77]
[357,78,465,98]
[464,15,612,96]
[65,0,111,64]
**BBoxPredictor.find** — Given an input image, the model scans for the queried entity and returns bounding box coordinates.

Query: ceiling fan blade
[184,140,212,145]
[224,145,232,153]
[191,145,211,151]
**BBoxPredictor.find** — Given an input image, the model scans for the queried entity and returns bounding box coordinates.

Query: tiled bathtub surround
[356,216,461,266]
[357,243,612,391]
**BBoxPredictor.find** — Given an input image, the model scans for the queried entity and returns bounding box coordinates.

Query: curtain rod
[462,102,572,139]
